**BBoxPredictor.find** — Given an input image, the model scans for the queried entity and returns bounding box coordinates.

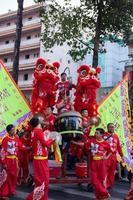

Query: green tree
[12,0,24,83]
[35,0,133,68]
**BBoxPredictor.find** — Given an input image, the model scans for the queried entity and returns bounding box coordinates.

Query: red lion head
[34,58,60,83]
[77,65,101,88]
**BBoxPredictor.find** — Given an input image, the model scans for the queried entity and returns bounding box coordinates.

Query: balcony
[0,18,41,33]
[0,3,43,21]
[21,38,40,46]
[6,60,36,71]
[19,81,33,91]
[23,18,41,26]
[125,57,133,68]
[0,39,40,55]
[129,34,133,43]
[18,80,33,86]
[129,49,133,56]
[0,21,41,38]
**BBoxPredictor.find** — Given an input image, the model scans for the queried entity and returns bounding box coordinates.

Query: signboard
[0,60,32,140]
[98,75,132,171]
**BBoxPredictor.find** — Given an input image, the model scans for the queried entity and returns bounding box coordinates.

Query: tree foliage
[35,0,133,67]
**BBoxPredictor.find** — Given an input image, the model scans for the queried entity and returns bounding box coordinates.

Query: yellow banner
[0,60,32,141]
[98,75,132,171]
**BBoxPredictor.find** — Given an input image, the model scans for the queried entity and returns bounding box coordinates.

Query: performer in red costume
[26,116,54,200]
[31,58,60,114]
[18,128,31,184]
[0,124,23,199]
[56,72,75,100]
[85,128,111,200]
[44,107,56,131]
[81,109,90,135]
[72,128,111,199]
[103,123,124,189]
[56,95,74,114]
[74,65,101,117]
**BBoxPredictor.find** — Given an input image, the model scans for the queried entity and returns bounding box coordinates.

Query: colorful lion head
[77,65,101,88]
[34,58,60,83]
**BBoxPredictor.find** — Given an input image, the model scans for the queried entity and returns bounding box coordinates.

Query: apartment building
[0,3,42,100]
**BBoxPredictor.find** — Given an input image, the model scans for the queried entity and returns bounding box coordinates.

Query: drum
[55,111,83,140]
[75,163,87,178]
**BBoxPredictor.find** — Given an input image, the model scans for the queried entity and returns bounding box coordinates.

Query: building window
[68,60,70,64]
[4,58,8,63]
[35,34,39,38]
[7,22,11,26]
[23,74,28,81]
[25,54,30,59]
[5,40,9,44]
[28,17,32,21]
[27,35,31,40]
[34,53,39,58]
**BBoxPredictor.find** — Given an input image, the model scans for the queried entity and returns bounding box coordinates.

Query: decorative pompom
[96,67,101,74]
[36,58,47,67]
[52,62,60,68]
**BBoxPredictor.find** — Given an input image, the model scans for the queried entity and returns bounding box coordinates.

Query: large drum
[55,111,83,141]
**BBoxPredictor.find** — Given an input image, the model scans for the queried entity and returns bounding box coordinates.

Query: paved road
[10,180,130,200]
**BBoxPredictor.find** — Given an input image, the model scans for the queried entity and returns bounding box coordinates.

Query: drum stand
[49,141,91,185]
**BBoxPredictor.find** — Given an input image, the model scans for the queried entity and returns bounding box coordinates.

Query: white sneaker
[122,177,129,182]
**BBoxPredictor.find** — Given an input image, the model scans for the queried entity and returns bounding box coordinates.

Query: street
[10,179,130,200]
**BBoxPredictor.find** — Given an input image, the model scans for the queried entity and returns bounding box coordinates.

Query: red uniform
[45,114,56,131]
[125,177,133,200]
[103,132,123,188]
[56,98,73,114]
[26,127,54,200]
[56,81,75,100]
[18,135,31,183]
[82,116,90,135]
[85,137,111,200]
[0,135,22,197]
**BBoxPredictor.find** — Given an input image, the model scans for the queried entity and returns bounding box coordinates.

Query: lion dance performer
[31,58,60,114]
[74,65,101,117]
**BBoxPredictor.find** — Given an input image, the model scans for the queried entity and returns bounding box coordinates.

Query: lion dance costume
[31,58,60,113]
[74,65,101,117]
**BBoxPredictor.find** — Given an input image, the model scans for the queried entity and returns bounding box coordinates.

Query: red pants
[91,159,109,199]
[106,154,117,188]
[26,159,49,200]
[0,157,18,197]
[125,177,133,200]
[18,154,29,182]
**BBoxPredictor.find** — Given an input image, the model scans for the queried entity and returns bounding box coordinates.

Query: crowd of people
[0,72,132,200]
[0,119,132,200]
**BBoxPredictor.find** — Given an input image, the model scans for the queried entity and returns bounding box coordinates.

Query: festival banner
[0,60,32,141]
[98,75,132,171]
